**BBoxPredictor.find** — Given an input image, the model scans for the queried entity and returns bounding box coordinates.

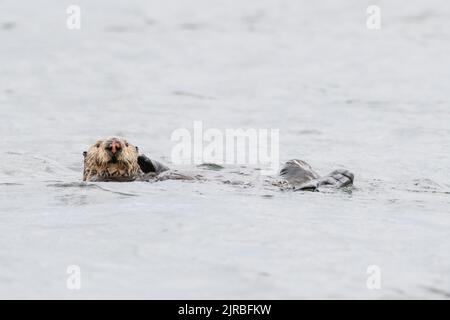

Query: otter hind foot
[279,159,354,191]
[279,159,320,185]
[137,154,170,174]
[294,169,354,191]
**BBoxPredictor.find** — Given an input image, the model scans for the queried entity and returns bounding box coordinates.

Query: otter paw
[137,155,156,173]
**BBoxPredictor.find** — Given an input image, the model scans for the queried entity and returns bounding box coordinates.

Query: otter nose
[107,140,122,154]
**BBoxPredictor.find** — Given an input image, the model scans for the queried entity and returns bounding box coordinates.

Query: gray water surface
[0,0,449,299]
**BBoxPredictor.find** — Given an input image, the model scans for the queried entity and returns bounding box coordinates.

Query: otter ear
[135,146,139,152]
[83,151,87,158]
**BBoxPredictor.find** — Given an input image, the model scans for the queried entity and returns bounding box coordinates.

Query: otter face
[83,137,141,181]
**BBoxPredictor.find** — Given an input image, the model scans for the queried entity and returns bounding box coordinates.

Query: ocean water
[0,0,449,299]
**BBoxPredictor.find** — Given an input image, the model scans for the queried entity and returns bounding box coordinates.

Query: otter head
[83,137,141,182]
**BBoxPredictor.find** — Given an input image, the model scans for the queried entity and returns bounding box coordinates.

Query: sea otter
[82,137,354,190]
[82,137,170,182]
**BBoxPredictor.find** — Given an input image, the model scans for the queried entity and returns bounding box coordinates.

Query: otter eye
[96,144,100,148]
[125,143,129,147]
